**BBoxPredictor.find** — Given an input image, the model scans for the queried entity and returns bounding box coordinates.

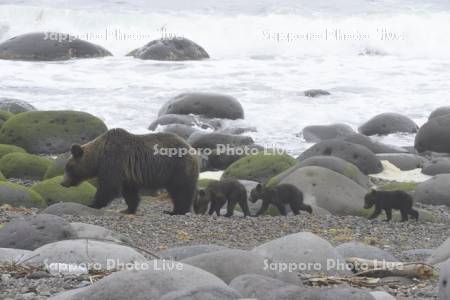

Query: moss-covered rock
[0,109,13,127]
[0,110,107,154]
[0,152,52,180]
[0,144,27,158]
[0,171,5,181]
[221,153,297,183]
[31,176,96,206]
[44,153,70,179]
[378,181,418,192]
[0,182,46,208]
[197,178,217,189]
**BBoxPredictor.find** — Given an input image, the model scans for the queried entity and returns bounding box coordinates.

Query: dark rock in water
[341,133,407,154]
[429,106,450,120]
[148,114,221,131]
[298,139,383,174]
[188,132,254,150]
[0,214,76,250]
[438,259,450,299]
[219,126,257,135]
[422,159,450,175]
[0,110,107,154]
[127,38,209,61]
[304,89,330,97]
[358,113,418,136]
[0,32,112,61]
[376,153,425,171]
[415,114,450,153]
[158,93,244,120]
[415,174,450,207]
[229,274,304,300]
[0,98,36,114]
[158,244,230,261]
[161,124,198,140]
[160,286,241,300]
[302,123,355,142]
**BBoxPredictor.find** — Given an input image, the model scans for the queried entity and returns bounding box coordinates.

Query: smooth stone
[376,153,425,171]
[415,174,450,206]
[0,247,32,263]
[298,139,383,174]
[229,274,304,300]
[128,38,209,61]
[0,32,112,61]
[341,133,408,154]
[429,106,450,120]
[422,159,450,175]
[160,286,242,300]
[302,123,355,142]
[335,242,397,261]
[438,259,450,300]
[22,239,146,270]
[0,98,36,114]
[280,166,368,216]
[158,92,244,120]
[0,214,76,250]
[148,114,221,131]
[70,222,130,244]
[188,132,254,150]
[252,232,351,277]
[39,202,107,217]
[158,244,230,261]
[427,237,450,265]
[48,260,228,300]
[358,112,418,136]
[370,291,396,300]
[415,114,450,153]
[304,89,330,97]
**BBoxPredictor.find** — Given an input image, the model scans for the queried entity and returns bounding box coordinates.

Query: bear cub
[195,179,250,217]
[250,183,312,216]
[364,189,419,222]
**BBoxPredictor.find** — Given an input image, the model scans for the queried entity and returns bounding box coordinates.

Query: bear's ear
[71,144,84,159]
[198,190,206,197]
[256,183,263,193]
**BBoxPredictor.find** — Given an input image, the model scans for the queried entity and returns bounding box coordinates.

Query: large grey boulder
[148,114,220,131]
[429,106,450,120]
[22,239,146,270]
[0,182,46,208]
[252,232,351,277]
[300,156,371,188]
[299,287,376,299]
[0,247,32,263]
[335,242,397,261]
[127,38,209,61]
[0,98,36,114]
[229,274,304,300]
[49,260,228,300]
[415,114,450,153]
[427,237,450,265]
[370,291,396,300]
[376,153,424,171]
[438,259,450,300]
[70,222,130,243]
[158,244,230,261]
[280,166,368,216]
[40,202,108,217]
[341,133,407,154]
[160,286,241,300]
[0,214,76,250]
[298,139,383,174]
[0,32,111,61]
[415,175,450,206]
[302,124,354,142]
[188,132,254,150]
[158,93,244,120]
[422,160,450,175]
[182,249,289,284]
[358,113,418,136]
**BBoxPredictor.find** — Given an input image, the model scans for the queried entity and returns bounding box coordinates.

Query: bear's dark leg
[208,202,215,215]
[90,186,120,209]
[255,200,270,217]
[215,200,222,216]
[409,208,419,221]
[224,199,236,217]
[289,201,301,215]
[166,181,196,215]
[275,202,287,216]
[384,208,392,221]
[369,207,382,219]
[122,184,140,214]
[238,198,251,217]
[400,209,409,222]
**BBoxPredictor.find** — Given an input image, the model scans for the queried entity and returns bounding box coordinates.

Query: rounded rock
[0,152,52,180]
[429,106,450,120]
[376,153,424,171]
[422,160,450,176]
[415,174,450,206]
[335,242,397,261]
[0,98,36,114]
[0,181,46,208]
[158,244,230,261]
[302,123,354,142]
[358,112,418,136]
[415,114,450,153]
[128,38,209,61]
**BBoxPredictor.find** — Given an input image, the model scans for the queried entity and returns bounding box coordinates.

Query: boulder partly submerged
[128,38,209,61]
[0,32,112,61]
[358,112,418,136]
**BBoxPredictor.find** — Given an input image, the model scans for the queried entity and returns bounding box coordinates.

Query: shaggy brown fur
[61,128,199,215]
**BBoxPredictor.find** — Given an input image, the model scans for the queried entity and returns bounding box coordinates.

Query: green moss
[0,182,46,208]
[0,152,52,180]
[0,110,107,154]
[0,109,13,127]
[378,182,418,192]
[197,178,217,189]
[221,153,297,183]
[0,144,26,158]
[31,175,96,206]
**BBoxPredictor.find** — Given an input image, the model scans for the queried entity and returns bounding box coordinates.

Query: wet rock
[341,133,408,154]
[128,38,209,61]
[0,98,36,114]
[429,106,450,120]
[358,113,418,136]
[148,114,221,131]
[415,114,450,153]
[304,89,330,97]
[302,123,354,142]
[188,132,254,150]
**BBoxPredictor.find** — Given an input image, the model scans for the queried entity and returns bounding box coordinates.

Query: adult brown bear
[60,128,199,215]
